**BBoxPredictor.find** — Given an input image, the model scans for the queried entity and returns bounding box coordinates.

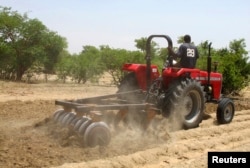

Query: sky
[1,0,250,55]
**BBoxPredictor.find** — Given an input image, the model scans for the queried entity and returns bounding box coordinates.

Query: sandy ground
[0,81,250,168]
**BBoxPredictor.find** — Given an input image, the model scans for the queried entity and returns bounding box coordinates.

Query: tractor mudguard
[122,63,160,90]
[162,67,222,100]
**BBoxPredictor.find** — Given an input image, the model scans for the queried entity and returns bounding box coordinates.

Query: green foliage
[0,7,67,80]
[177,36,184,44]
[134,37,157,58]
[55,52,72,83]
[56,46,105,84]
[42,31,67,74]
[100,45,144,85]
[134,37,147,52]
[217,39,250,94]
[196,39,250,94]
[75,46,103,83]
[55,45,144,85]
[134,37,168,70]
[196,40,213,70]
[154,47,169,70]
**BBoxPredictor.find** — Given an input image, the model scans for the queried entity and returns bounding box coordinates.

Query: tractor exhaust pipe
[145,35,173,90]
[207,42,212,86]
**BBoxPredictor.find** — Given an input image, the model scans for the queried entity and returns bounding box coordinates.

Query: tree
[218,39,250,94]
[177,36,184,44]
[134,37,157,58]
[0,7,67,81]
[134,37,147,52]
[55,51,72,83]
[40,31,67,82]
[69,46,103,84]
[100,45,144,85]
[0,7,26,80]
[42,32,67,73]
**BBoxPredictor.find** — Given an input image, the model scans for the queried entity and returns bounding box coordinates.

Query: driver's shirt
[176,43,199,68]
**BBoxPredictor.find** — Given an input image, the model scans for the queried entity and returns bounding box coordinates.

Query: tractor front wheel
[216,98,235,124]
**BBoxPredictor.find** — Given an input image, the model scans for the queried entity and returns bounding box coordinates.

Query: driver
[168,35,199,68]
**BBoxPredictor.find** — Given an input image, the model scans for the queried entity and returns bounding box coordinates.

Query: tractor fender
[122,63,160,90]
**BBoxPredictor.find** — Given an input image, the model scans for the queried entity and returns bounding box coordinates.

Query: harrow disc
[73,117,89,132]
[84,122,111,148]
[69,117,81,128]
[53,109,65,122]
[62,112,76,126]
[57,111,69,124]
[78,119,92,136]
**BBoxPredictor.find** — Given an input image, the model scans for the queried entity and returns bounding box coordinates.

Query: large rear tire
[118,72,139,92]
[117,72,145,128]
[162,78,205,129]
[117,72,143,103]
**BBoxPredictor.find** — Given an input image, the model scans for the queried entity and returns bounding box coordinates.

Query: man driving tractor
[168,34,199,68]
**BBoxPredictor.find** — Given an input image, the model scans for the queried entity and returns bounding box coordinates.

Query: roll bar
[145,35,173,90]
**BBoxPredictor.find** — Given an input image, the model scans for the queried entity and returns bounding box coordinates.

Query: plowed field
[0,81,250,168]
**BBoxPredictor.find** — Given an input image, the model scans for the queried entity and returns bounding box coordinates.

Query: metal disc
[53,109,65,122]
[55,110,68,123]
[57,111,69,124]
[61,113,71,125]
[65,112,77,126]
[62,112,76,126]
[84,122,111,148]
[69,117,81,128]
[73,117,89,132]
[78,119,92,136]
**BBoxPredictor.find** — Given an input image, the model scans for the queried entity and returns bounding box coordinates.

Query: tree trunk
[16,64,25,81]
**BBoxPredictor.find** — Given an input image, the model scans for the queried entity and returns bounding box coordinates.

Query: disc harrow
[52,90,157,148]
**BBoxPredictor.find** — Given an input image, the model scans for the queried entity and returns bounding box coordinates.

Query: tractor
[52,35,235,148]
[118,35,235,129]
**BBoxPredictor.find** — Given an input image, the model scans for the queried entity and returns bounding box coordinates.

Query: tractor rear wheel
[118,72,139,92]
[162,78,205,129]
[117,72,145,128]
[117,72,143,103]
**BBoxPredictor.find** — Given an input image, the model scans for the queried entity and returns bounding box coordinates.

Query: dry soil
[0,81,250,168]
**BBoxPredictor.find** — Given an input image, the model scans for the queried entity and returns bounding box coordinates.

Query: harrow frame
[53,90,158,147]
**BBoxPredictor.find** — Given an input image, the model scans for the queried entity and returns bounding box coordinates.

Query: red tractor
[53,35,235,147]
[118,35,235,129]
